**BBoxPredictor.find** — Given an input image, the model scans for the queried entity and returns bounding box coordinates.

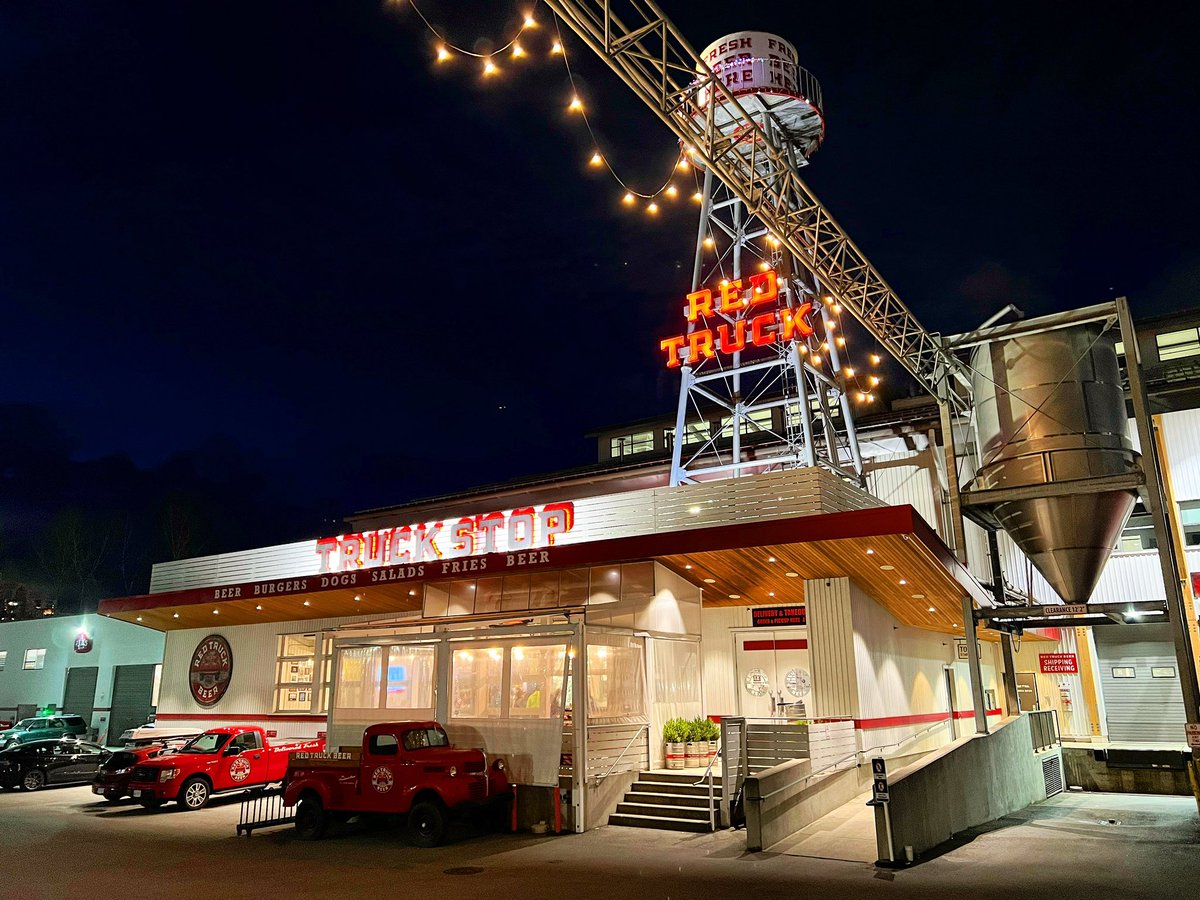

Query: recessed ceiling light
[728,594,741,600]
[689,506,701,514]
[136,616,143,622]
[303,600,310,607]
[866,549,875,555]
[255,605,263,611]
[785,571,800,578]
[212,609,219,615]
[879,564,895,571]
[409,590,417,596]
[173,613,180,619]
[899,579,907,585]
[685,564,693,570]
[703,578,717,584]
[768,556,777,563]
[354,594,363,602]
[768,592,776,597]
[928,607,936,613]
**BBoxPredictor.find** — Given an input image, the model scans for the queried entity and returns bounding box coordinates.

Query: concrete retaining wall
[1062,747,1192,796]
[876,715,1048,863]
[745,758,871,851]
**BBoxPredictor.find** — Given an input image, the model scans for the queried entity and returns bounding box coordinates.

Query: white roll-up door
[1094,624,1186,743]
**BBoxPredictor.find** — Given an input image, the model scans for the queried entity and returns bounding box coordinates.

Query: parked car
[283,721,510,846]
[0,716,88,749]
[0,738,110,791]
[128,726,323,810]
[91,740,190,802]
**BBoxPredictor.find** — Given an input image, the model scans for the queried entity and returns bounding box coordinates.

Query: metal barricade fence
[1028,709,1060,752]
[237,787,294,835]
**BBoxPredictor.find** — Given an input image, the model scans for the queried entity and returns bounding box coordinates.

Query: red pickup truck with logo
[283,721,510,846]
[129,726,323,810]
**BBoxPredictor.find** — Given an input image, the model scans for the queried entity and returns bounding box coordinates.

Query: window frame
[22,648,46,671]
[1155,327,1200,361]
[273,632,332,714]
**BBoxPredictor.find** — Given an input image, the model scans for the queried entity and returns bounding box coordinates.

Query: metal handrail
[593,723,648,784]
[756,719,951,802]
[693,738,721,831]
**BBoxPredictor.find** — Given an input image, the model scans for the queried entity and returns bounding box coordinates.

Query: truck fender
[284,775,331,809]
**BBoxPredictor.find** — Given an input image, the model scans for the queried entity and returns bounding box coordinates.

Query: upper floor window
[1155,328,1200,361]
[0,651,7,671]
[610,431,655,459]
[23,648,45,670]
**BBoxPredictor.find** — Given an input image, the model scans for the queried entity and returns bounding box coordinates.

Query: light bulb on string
[811,354,823,366]
[436,46,451,63]
[589,152,603,167]
[483,59,498,76]
[512,42,526,58]
[832,303,842,313]
[703,236,714,248]
[647,202,659,215]
[622,192,635,205]
[665,184,678,198]
[568,96,583,112]
[826,320,836,331]
[844,367,855,377]
[677,158,690,171]
[551,40,562,54]
[870,353,882,365]
[869,375,880,386]
[523,14,538,28]
[692,191,703,203]
[821,342,830,352]
[836,336,846,347]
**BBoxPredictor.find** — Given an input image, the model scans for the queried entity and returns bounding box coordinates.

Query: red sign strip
[742,639,809,651]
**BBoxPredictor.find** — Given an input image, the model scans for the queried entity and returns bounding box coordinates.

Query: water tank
[693,31,825,161]
[971,324,1138,603]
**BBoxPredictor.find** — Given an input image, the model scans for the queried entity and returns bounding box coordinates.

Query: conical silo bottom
[992,490,1137,603]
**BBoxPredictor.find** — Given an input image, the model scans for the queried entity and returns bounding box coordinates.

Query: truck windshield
[179,733,231,754]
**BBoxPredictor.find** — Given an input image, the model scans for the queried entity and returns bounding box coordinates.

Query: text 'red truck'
[283,721,510,847]
[129,726,323,810]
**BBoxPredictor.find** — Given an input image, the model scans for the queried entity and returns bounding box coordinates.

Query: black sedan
[0,739,110,791]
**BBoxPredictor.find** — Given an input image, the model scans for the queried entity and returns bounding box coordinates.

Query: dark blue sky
[3,0,1199,533]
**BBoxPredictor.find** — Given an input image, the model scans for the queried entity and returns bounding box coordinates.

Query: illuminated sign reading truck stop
[315,502,576,572]
[659,268,814,368]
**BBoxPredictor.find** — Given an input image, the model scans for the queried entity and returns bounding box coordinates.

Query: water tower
[668,31,862,485]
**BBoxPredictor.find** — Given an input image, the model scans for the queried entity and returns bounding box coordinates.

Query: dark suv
[0,716,88,749]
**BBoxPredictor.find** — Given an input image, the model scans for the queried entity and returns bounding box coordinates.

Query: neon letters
[659,268,815,368]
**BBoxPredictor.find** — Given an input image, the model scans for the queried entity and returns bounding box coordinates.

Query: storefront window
[451,647,504,718]
[587,642,646,720]
[509,645,566,717]
[336,645,383,708]
[386,645,436,709]
[275,633,333,712]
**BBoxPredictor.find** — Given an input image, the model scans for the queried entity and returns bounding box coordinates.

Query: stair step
[635,770,714,785]
[630,781,722,799]
[621,791,717,809]
[615,802,713,821]
[608,813,713,833]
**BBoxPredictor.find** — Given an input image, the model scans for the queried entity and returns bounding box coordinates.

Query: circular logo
[189,635,233,708]
[371,766,394,794]
[744,668,770,697]
[785,667,812,699]
[229,757,252,783]
[73,633,93,654]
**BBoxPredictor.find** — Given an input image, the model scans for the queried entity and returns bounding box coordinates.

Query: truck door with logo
[360,729,405,811]
[220,730,263,790]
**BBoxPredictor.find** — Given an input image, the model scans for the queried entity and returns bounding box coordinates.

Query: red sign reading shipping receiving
[1039,653,1078,674]
[659,269,815,368]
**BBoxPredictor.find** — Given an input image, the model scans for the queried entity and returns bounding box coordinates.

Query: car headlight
[114,768,130,776]
[159,768,179,783]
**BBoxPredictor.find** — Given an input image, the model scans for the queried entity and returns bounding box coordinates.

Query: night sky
[3,1,1199,596]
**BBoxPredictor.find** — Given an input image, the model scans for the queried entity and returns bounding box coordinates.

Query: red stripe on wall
[854,709,1003,729]
[155,713,327,722]
[742,639,809,651]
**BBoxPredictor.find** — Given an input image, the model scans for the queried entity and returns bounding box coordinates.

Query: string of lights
[407,0,539,59]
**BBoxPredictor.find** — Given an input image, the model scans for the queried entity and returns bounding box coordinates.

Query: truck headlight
[159,768,179,783]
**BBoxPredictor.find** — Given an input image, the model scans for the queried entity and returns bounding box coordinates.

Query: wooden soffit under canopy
[100,505,1026,640]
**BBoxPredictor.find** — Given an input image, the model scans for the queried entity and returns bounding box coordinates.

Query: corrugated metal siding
[1091,548,1200,604]
[865,451,940,534]
[700,606,751,717]
[1013,628,1090,738]
[148,468,882,594]
[804,578,858,720]
[1094,624,1187,743]
[1137,408,1200,502]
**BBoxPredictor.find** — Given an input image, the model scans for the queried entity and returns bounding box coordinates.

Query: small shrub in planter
[696,717,720,763]
[663,718,688,770]
[685,717,707,768]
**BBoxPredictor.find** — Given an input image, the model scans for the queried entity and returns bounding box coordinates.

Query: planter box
[665,742,685,770]
[685,741,702,768]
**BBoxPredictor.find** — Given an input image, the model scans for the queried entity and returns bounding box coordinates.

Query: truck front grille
[468,779,487,801]
[131,766,157,783]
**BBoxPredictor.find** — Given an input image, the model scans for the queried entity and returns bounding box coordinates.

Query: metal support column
[938,394,968,566]
[987,529,1021,716]
[961,595,990,735]
[1116,297,1200,807]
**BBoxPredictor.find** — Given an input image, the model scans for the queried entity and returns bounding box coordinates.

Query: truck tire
[20,769,45,792]
[179,777,211,811]
[294,795,327,841]
[409,800,447,848]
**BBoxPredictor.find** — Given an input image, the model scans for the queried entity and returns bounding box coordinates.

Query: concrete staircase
[609,771,722,833]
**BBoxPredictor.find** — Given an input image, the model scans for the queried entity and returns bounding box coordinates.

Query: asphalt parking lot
[1,785,1199,899]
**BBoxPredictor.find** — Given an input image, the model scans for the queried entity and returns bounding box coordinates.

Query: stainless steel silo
[971,324,1139,603]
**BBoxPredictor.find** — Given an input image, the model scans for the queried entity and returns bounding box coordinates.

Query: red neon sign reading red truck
[659,268,815,368]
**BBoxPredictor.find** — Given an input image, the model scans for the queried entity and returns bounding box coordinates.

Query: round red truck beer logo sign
[371,766,394,794]
[189,634,233,708]
[229,757,252,783]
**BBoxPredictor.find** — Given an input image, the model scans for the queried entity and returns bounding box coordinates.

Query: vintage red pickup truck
[283,721,510,846]
[129,726,323,810]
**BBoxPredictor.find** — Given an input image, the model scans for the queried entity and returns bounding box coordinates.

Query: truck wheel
[294,796,326,841]
[179,777,211,811]
[21,770,45,792]
[409,800,447,848]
